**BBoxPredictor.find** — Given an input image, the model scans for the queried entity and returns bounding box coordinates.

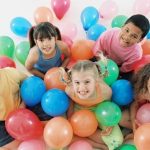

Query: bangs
[36,29,53,40]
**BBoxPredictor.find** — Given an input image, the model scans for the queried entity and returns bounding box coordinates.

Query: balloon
[132,0,150,15]
[134,123,150,150]
[41,88,70,116]
[10,17,32,37]
[111,15,128,28]
[66,59,77,69]
[86,24,106,41]
[15,41,30,65]
[71,40,94,60]
[116,144,137,150]
[60,22,77,40]
[69,140,93,150]
[21,76,46,106]
[146,30,150,39]
[132,55,150,72]
[43,117,73,149]
[70,110,98,137]
[111,79,134,106]
[142,40,150,55]
[136,103,150,125]
[5,108,43,141]
[97,59,119,85]
[100,0,118,20]
[18,139,46,150]
[0,56,16,68]
[95,101,122,126]
[0,36,15,58]
[34,7,53,24]
[51,0,70,20]
[62,34,73,49]
[44,67,68,90]
[81,6,99,31]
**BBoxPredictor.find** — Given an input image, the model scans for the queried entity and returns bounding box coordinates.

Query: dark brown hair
[28,22,61,48]
[132,63,150,98]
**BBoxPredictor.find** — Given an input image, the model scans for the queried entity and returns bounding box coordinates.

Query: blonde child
[93,14,150,80]
[0,67,27,150]
[25,22,70,79]
[120,64,150,140]
[65,60,123,150]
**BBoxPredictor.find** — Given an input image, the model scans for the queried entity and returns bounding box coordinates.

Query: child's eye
[85,81,90,84]
[74,81,80,85]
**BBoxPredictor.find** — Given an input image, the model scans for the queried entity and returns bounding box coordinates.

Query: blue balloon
[10,17,32,37]
[146,30,150,39]
[111,79,134,106]
[41,88,70,117]
[21,76,46,106]
[87,24,106,41]
[81,6,99,31]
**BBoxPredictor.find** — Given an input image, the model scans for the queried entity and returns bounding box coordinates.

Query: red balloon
[51,0,70,20]
[5,108,43,141]
[132,55,150,72]
[136,103,150,124]
[0,56,16,68]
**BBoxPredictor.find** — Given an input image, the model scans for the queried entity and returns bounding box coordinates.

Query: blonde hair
[68,60,101,81]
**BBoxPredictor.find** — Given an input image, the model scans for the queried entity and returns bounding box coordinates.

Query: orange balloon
[43,117,73,149]
[134,123,150,150]
[71,40,95,60]
[34,7,53,24]
[44,67,68,90]
[142,40,150,55]
[70,110,98,137]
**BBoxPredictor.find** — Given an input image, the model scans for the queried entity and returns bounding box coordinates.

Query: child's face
[72,70,97,100]
[119,22,143,47]
[36,37,56,55]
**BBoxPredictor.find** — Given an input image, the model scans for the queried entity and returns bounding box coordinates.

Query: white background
[0,0,147,45]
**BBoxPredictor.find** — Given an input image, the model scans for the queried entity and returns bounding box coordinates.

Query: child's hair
[124,14,150,39]
[132,63,150,98]
[68,60,102,81]
[29,22,61,48]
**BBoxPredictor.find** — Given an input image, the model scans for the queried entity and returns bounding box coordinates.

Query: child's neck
[43,50,56,59]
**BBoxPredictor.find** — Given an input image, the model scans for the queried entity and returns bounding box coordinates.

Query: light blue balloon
[41,88,70,117]
[81,6,99,31]
[10,17,32,37]
[20,76,46,106]
[111,79,134,106]
[87,24,106,41]
[146,30,150,39]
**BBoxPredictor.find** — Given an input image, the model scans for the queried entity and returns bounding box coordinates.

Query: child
[25,22,70,79]
[93,14,150,79]
[120,63,150,135]
[65,60,123,150]
[0,67,27,149]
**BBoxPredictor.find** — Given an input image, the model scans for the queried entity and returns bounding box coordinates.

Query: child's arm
[25,47,45,79]
[57,40,70,68]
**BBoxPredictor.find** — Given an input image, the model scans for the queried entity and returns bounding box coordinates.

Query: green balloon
[95,101,122,126]
[115,144,137,150]
[111,15,128,28]
[0,36,15,58]
[97,59,119,85]
[15,41,30,65]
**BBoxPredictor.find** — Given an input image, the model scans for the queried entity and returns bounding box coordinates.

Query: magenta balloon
[18,139,46,150]
[69,140,93,150]
[136,103,150,124]
[51,0,70,20]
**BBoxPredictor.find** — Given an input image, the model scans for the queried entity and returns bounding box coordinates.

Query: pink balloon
[69,140,93,150]
[133,0,150,15]
[100,0,118,19]
[51,0,70,20]
[18,139,46,150]
[136,103,150,124]
[60,22,77,40]
[62,34,73,49]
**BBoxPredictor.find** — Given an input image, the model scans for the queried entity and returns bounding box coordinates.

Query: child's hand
[98,52,108,66]
[100,127,113,136]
